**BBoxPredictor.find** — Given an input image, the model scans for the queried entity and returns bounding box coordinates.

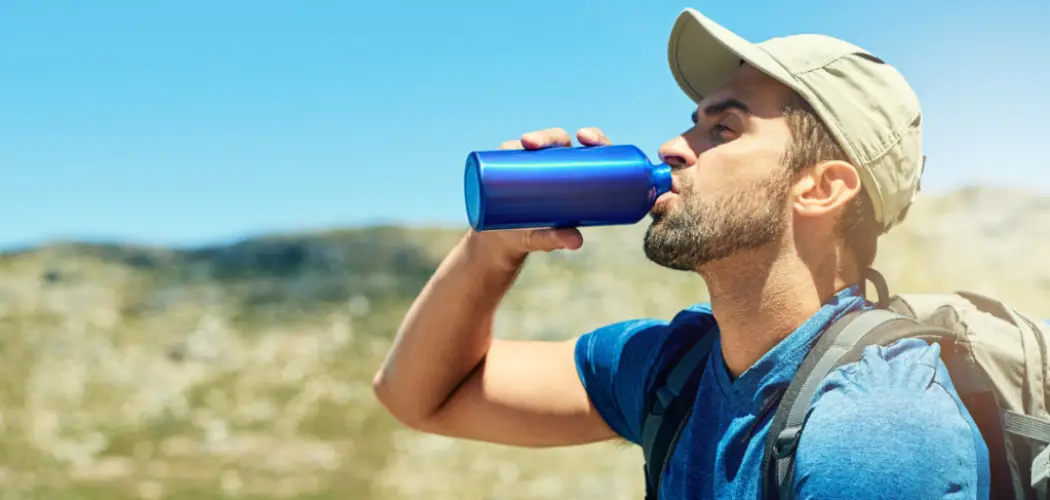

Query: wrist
[463,230,528,274]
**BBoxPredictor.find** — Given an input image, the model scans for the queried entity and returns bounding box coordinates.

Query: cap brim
[668,8,798,104]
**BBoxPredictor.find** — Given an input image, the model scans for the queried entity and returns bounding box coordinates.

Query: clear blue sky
[2,1,1047,249]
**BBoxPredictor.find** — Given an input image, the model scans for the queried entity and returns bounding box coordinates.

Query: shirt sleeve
[574,318,671,445]
[791,339,991,500]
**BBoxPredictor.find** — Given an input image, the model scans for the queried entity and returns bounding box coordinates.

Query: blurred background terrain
[1,186,1048,500]
[4,1,1048,498]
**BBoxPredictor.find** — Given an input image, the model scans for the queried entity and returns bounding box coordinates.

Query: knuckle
[521,230,537,251]
[547,127,570,139]
[519,130,543,143]
[579,126,611,144]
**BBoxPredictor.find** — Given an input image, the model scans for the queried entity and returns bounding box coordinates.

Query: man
[373,8,991,500]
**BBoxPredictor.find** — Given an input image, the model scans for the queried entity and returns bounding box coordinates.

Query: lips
[670,178,681,194]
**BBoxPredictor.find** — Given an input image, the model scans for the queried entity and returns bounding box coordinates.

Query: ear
[792,160,862,219]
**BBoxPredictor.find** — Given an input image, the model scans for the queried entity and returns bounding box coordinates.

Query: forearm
[372,230,526,424]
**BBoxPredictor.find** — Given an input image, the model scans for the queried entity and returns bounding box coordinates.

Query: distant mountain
[0,186,1047,499]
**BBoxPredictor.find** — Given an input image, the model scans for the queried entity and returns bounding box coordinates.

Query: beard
[643,172,791,271]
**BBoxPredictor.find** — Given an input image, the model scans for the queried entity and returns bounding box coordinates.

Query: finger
[552,228,584,251]
[524,228,584,252]
[520,128,573,150]
[577,127,612,147]
[499,140,524,150]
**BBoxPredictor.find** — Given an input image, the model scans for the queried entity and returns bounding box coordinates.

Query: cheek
[686,156,754,199]
[690,141,786,196]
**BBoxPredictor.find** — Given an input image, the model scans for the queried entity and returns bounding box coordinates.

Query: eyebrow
[691,98,752,124]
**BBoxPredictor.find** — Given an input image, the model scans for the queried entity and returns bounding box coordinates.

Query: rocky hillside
[0,187,1048,499]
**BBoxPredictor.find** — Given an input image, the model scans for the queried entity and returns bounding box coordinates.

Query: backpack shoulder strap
[641,330,717,500]
[759,307,952,500]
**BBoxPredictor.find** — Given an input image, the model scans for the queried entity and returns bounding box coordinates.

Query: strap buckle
[774,427,801,459]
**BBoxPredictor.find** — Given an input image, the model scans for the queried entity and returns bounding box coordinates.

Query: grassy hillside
[1,187,1048,499]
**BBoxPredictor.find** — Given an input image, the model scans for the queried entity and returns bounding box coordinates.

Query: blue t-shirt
[574,285,991,499]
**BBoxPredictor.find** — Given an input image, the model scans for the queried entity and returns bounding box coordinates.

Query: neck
[698,243,858,379]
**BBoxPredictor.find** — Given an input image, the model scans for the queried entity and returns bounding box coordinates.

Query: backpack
[641,270,1050,500]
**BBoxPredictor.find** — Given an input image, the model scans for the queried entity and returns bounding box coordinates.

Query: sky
[2,1,1048,249]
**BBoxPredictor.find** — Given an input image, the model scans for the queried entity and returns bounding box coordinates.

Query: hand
[470,127,613,263]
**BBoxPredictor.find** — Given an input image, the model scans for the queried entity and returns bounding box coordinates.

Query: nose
[657,135,697,170]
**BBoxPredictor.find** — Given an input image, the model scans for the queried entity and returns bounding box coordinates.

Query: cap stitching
[861,109,920,165]
[671,26,707,104]
[790,52,852,76]
[858,110,923,228]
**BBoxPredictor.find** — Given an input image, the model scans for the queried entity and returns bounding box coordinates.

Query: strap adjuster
[774,427,801,458]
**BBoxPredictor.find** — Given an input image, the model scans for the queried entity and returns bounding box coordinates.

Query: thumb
[526,228,584,252]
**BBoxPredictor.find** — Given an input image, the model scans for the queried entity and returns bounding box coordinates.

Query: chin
[644,214,669,237]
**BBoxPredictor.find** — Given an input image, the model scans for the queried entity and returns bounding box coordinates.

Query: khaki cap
[667,8,924,230]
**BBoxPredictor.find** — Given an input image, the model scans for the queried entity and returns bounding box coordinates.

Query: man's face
[644,65,798,271]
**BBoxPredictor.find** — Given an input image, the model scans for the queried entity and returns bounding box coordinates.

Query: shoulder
[573,303,716,444]
[792,338,991,499]
[575,303,715,362]
[575,303,717,384]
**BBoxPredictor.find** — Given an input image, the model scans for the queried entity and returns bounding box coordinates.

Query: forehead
[697,64,793,118]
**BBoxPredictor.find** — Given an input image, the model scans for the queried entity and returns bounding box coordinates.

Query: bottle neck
[650,163,672,197]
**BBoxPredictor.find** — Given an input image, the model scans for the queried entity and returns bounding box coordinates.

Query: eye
[711,123,735,141]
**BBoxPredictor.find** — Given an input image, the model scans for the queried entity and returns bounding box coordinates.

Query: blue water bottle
[464,144,672,231]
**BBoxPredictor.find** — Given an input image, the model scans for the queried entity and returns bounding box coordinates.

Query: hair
[780,94,883,274]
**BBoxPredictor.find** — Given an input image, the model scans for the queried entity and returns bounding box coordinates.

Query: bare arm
[372,127,618,447]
